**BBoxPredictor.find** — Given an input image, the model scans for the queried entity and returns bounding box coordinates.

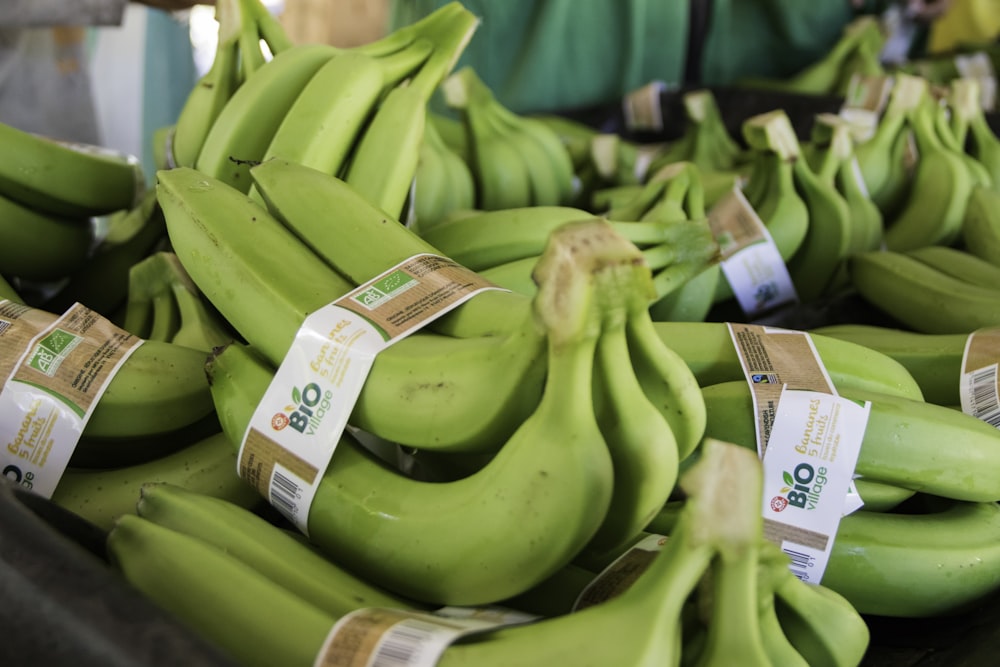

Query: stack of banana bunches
[4,2,1000,666]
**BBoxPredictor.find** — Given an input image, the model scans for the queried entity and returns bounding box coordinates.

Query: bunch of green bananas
[645,89,750,183]
[440,66,578,211]
[407,112,477,232]
[105,438,871,667]
[158,158,718,603]
[0,120,145,291]
[737,15,887,97]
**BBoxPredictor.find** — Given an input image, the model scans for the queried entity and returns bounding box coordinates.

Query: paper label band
[960,327,1000,429]
[237,254,505,533]
[709,188,797,317]
[0,301,144,497]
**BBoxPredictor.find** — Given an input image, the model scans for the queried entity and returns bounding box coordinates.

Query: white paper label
[313,606,539,667]
[761,389,870,584]
[710,189,798,317]
[960,328,1000,429]
[0,301,143,497]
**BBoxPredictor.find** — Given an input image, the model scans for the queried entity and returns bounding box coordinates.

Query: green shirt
[390,0,863,113]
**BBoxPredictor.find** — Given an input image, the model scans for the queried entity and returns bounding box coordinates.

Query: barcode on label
[269,468,301,520]
[371,619,444,667]
[783,546,815,582]
[968,365,1000,428]
[0,319,10,337]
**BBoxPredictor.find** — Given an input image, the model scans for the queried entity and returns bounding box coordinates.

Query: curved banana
[106,514,337,667]
[824,500,1000,617]
[882,101,974,251]
[961,183,1000,266]
[0,191,93,282]
[766,542,871,667]
[135,482,423,616]
[578,235,680,561]
[699,379,1000,502]
[51,431,257,532]
[849,249,1000,334]
[170,0,243,169]
[810,323,967,407]
[786,152,854,303]
[195,43,340,193]
[0,121,142,218]
[904,243,1000,288]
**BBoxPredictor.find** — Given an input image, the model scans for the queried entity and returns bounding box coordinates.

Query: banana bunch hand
[106,440,870,667]
[422,163,720,311]
[804,113,885,257]
[0,119,147,288]
[120,251,235,354]
[176,0,478,225]
[441,66,578,210]
[646,89,750,179]
[205,217,696,606]
[849,245,1000,334]
[737,15,886,97]
[946,77,1000,191]
[408,112,477,232]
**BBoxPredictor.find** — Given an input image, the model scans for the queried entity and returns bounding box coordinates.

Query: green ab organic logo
[353,269,417,309]
[271,382,333,435]
[769,462,828,512]
[28,328,81,377]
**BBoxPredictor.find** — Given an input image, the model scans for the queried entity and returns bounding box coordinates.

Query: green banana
[0,191,94,282]
[905,243,1000,288]
[51,431,257,532]
[810,323,968,407]
[883,100,975,251]
[158,166,547,454]
[766,541,871,666]
[823,500,1000,617]
[653,320,925,402]
[250,51,387,185]
[699,379,1000,502]
[410,117,453,228]
[135,482,423,616]
[106,514,337,667]
[435,439,763,667]
[170,0,243,169]
[209,219,622,606]
[782,134,854,302]
[195,43,340,193]
[754,546,811,667]
[345,11,479,218]
[961,183,1000,266]
[849,249,1000,334]
[0,120,142,218]
[71,411,223,470]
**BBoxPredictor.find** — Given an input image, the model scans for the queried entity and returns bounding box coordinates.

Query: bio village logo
[271,382,334,435]
[769,462,829,512]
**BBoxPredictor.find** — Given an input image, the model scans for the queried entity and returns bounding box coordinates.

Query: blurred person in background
[387,0,958,114]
